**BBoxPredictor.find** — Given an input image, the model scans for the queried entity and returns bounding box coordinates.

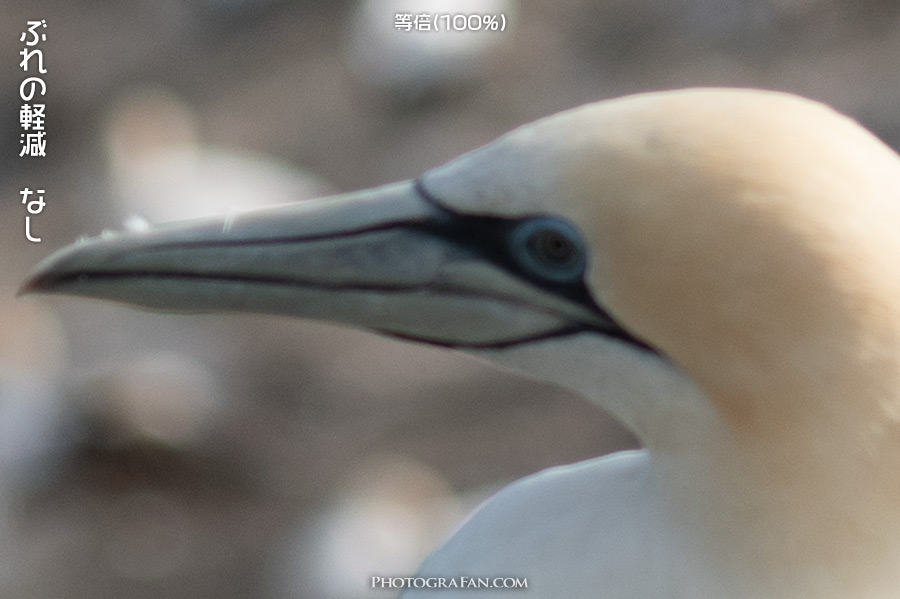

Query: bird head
[424,89,900,434]
[23,88,900,448]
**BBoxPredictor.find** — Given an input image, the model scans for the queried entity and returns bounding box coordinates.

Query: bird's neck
[481,333,900,598]
[656,355,900,598]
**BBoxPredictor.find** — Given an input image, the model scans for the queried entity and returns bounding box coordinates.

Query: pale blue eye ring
[509,218,586,283]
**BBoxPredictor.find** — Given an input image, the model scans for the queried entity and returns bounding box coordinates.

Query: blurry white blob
[0,292,70,590]
[79,353,223,448]
[103,87,334,224]
[0,292,69,490]
[122,214,150,233]
[346,0,517,96]
[276,454,464,599]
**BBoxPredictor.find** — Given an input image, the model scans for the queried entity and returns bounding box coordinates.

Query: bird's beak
[22,180,613,347]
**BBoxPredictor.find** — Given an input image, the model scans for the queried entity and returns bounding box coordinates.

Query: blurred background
[2,1,900,597]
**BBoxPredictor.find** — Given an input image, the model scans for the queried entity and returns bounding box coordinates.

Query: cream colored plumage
[23,89,900,598]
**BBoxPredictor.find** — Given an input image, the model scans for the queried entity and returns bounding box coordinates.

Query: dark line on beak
[380,325,593,349]
[414,178,456,214]
[382,324,657,352]
[26,269,596,327]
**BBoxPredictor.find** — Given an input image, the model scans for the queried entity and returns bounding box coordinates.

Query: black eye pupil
[529,230,577,266]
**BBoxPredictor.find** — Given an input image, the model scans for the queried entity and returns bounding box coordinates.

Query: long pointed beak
[22,181,611,348]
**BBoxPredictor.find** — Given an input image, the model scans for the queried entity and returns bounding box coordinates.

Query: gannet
[22,89,900,598]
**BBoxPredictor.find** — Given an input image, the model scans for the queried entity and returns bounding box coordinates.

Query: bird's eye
[509,218,586,283]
